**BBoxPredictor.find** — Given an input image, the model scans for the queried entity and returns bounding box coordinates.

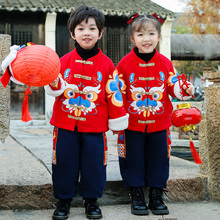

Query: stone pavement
[0,120,219,219]
[0,202,220,220]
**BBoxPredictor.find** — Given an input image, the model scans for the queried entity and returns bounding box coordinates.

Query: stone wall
[0,34,11,143]
[203,70,220,201]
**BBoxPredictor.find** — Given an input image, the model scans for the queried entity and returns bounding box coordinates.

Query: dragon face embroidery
[128,71,165,116]
[129,84,165,116]
[62,84,101,116]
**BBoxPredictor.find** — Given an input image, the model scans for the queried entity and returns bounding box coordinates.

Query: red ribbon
[127,13,139,24]
[0,67,11,88]
[152,13,163,24]
[177,74,194,99]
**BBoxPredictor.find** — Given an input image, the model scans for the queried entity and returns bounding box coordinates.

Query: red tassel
[0,68,11,88]
[189,137,203,164]
[21,86,33,122]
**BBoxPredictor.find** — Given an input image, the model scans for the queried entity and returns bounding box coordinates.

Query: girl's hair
[68,5,105,36]
[128,13,163,37]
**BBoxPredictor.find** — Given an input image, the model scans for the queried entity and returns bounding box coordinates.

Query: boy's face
[71,18,103,50]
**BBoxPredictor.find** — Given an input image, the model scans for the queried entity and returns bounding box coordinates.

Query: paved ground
[0,120,219,219]
[0,202,219,220]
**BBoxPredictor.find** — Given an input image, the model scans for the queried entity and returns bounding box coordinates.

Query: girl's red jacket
[116,48,191,133]
[45,48,128,132]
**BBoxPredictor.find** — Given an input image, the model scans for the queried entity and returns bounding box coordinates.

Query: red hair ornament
[171,103,202,164]
[0,43,61,122]
[127,13,139,24]
[152,13,164,24]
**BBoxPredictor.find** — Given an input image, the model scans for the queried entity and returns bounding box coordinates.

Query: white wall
[159,15,174,60]
[45,12,57,121]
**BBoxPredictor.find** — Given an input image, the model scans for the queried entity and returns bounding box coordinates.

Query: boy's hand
[50,76,60,88]
[183,84,195,96]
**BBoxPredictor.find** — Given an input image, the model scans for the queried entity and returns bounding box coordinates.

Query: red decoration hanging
[177,74,195,99]
[0,43,61,122]
[171,103,203,164]
[9,44,60,87]
[21,86,33,122]
[171,103,202,131]
[189,137,203,164]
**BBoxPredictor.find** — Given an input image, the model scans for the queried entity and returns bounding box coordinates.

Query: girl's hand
[183,84,195,96]
[50,76,60,88]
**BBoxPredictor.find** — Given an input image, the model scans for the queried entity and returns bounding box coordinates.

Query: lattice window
[98,37,104,51]
[0,24,5,34]
[11,30,32,45]
[124,34,134,54]
[107,33,120,65]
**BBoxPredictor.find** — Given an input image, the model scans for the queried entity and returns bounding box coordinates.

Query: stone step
[0,133,208,210]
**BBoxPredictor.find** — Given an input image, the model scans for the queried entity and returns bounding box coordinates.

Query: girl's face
[131,22,160,54]
[71,17,103,50]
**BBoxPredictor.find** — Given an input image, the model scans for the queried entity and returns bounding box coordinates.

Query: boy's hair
[128,13,163,37]
[68,5,105,36]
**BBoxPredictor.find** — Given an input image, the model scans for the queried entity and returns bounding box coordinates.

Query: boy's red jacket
[45,48,128,132]
[116,48,191,133]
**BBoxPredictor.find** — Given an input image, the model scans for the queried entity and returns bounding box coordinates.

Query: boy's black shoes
[129,187,149,215]
[52,199,71,220]
[84,199,102,219]
[148,187,169,215]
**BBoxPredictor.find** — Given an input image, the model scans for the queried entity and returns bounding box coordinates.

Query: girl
[45,5,128,220]
[116,13,194,216]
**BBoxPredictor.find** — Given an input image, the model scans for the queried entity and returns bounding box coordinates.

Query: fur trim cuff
[108,113,129,131]
[44,77,66,97]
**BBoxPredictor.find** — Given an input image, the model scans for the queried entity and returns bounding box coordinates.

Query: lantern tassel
[189,137,202,164]
[21,86,33,122]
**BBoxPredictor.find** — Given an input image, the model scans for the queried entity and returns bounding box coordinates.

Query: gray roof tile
[0,0,174,17]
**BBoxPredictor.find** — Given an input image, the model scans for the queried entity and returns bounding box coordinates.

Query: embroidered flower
[168,68,179,86]
[106,70,125,107]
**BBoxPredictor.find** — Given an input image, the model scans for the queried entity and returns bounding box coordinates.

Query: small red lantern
[0,43,60,122]
[171,103,203,164]
[10,44,60,86]
[171,103,202,131]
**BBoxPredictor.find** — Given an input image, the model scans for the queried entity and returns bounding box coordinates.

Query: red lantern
[171,103,202,131]
[0,43,60,122]
[11,45,60,86]
[171,103,203,164]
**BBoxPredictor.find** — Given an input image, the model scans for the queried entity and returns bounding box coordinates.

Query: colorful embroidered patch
[52,127,58,165]
[118,144,126,158]
[52,150,56,165]
[168,68,179,86]
[106,70,125,107]
[103,133,108,166]
[117,131,126,158]
[167,128,172,158]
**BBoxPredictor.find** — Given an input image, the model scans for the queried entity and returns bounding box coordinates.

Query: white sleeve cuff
[10,76,24,85]
[174,81,193,101]
[1,45,20,72]
[108,113,129,131]
[44,77,66,97]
